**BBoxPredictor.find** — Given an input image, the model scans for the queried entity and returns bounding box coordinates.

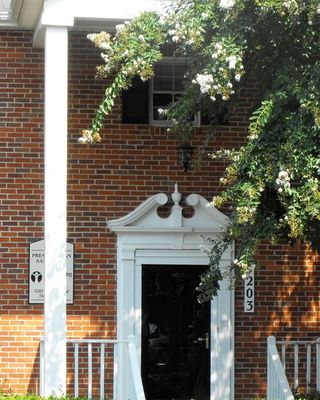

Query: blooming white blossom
[100,53,109,62]
[195,73,214,94]
[235,73,241,82]
[276,169,291,192]
[219,0,235,8]
[226,55,237,69]
[186,38,195,45]
[80,132,100,144]
[157,108,168,117]
[100,42,111,51]
[115,24,125,33]
[78,137,89,144]
[278,170,289,180]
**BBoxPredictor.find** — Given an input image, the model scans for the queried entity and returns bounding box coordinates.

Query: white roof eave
[33,0,170,48]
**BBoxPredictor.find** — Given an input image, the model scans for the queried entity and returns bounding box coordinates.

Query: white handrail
[128,335,146,400]
[40,336,146,400]
[40,338,125,399]
[278,337,320,391]
[267,336,294,400]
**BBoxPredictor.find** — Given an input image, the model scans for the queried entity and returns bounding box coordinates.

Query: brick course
[0,30,319,399]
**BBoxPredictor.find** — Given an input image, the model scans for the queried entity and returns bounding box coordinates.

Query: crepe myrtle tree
[80,0,320,302]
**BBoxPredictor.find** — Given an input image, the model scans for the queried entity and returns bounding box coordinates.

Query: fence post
[100,343,105,400]
[267,336,294,400]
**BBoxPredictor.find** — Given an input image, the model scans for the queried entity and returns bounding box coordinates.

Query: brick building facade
[0,19,319,400]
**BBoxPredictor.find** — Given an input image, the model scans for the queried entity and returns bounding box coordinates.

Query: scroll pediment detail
[107,183,228,233]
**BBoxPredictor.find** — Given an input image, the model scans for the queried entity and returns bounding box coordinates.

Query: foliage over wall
[80,0,320,302]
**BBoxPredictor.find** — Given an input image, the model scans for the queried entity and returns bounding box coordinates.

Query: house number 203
[244,270,254,313]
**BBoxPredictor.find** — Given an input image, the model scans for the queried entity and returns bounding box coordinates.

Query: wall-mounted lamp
[177,143,195,172]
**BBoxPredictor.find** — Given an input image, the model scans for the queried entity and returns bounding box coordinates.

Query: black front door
[141,265,210,400]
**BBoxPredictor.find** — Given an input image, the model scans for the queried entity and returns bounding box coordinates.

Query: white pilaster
[44,25,68,396]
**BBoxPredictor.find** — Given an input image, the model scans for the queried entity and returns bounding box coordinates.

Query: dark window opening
[122,76,149,124]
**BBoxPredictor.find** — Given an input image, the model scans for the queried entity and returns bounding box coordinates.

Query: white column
[117,248,136,400]
[44,25,68,396]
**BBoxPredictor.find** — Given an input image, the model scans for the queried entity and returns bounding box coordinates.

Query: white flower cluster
[87,32,112,50]
[233,259,256,279]
[282,0,298,10]
[236,205,257,223]
[78,130,101,145]
[211,43,243,91]
[115,24,125,33]
[194,73,214,94]
[100,53,109,62]
[211,42,223,59]
[157,108,168,119]
[226,55,237,70]
[219,0,235,9]
[168,29,180,43]
[276,170,291,193]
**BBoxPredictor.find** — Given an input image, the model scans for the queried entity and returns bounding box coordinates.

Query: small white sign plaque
[29,239,74,304]
[244,269,254,313]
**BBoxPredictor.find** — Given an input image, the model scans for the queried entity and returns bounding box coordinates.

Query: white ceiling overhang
[0,0,170,47]
[0,0,43,29]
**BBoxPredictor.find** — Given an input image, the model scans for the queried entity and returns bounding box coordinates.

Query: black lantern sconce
[178,143,195,172]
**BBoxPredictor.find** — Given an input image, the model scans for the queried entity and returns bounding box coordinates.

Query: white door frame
[107,185,234,400]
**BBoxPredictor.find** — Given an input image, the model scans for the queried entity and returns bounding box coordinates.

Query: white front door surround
[107,184,234,400]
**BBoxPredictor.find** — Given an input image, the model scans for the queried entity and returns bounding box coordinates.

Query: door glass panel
[142,265,210,400]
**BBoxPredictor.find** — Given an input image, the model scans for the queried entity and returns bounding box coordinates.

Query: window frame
[149,57,200,127]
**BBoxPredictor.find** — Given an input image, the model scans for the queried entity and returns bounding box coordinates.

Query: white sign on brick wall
[244,269,254,313]
[29,239,74,304]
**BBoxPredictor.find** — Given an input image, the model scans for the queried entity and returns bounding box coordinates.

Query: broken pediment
[107,184,228,234]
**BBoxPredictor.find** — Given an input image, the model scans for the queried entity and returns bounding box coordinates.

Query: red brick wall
[1,30,319,399]
[0,31,44,394]
[235,242,320,398]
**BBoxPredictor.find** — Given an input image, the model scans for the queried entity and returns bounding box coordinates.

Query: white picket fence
[40,336,145,400]
[268,336,320,400]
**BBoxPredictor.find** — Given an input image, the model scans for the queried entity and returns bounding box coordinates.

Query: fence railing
[277,337,320,392]
[267,336,294,400]
[40,336,146,400]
